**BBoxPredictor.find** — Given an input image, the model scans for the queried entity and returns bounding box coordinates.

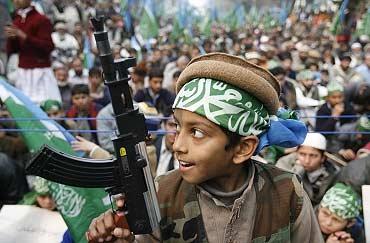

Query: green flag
[170,18,183,43]
[0,77,110,243]
[139,5,159,40]
[199,15,212,38]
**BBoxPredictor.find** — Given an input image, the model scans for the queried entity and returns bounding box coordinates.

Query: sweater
[6,7,54,68]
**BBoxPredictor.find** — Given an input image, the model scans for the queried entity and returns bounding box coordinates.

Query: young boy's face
[72,93,89,111]
[317,207,348,235]
[46,109,63,119]
[173,109,241,187]
[327,91,344,107]
[297,145,325,172]
[164,116,176,151]
[89,74,102,86]
[36,194,56,211]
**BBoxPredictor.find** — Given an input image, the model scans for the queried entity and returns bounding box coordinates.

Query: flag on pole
[0,77,110,243]
[139,0,159,40]
[83,37,94,70]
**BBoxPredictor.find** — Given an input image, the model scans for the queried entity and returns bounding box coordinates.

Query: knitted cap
[40,99,62,112]
[321,183,361,219]
[327,81,344,94]
[296,70,314,81]
[358,115,370,132]
[176,52,280,114]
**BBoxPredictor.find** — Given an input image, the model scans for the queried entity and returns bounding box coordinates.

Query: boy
[40,99,74,130]
[276,133,339,206]
[317,183,361,242]
[66,84,102,143]
[154,109,178,177]
[88,68,111,107]
[87,53,323,242]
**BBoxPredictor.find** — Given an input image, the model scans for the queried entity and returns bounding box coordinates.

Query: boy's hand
[71,136,97,153]
[338,149,356,161]
[326,231,354,243]
[4,25,27,40]
[332,103,344,117]
[86,198,135,243]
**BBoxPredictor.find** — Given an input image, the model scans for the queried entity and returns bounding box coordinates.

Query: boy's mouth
[179,160,195,169]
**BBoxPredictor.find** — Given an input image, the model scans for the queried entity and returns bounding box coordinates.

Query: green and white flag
[139,4,159,40]
[0,77,110,243]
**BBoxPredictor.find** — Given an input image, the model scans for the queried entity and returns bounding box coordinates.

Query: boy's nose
[172,132,187,154]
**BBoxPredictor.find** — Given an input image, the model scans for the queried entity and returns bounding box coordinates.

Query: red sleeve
[23,15,54,54]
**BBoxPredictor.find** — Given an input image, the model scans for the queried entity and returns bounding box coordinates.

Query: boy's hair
[221,126,242,151]
[88,67,102,77]
[148,68,164,80]
[133,62,147,77]
[71,84,90,96]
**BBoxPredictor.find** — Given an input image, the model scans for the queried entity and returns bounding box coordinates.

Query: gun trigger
[114,211,130,230]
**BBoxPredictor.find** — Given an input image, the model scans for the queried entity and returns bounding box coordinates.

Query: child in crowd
[88,67,111,107]
[317,183,362,243]
[66,84,102,143]
[276,132,339,206]
[20,177,56,211]
[40,99,75,130]
[87,53,323,242]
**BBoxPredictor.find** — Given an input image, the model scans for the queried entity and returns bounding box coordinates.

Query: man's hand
[338,149,356,161]
[86,198,135,243]
[326,231,354,243]
[4,25,27,40]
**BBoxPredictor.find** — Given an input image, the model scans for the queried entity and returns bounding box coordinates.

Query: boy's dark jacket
[157,161,303,243]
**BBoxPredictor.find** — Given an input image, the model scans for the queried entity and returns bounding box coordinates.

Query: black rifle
[26,16,161,235]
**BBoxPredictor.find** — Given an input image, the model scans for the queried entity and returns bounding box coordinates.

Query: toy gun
[26,16,161,236]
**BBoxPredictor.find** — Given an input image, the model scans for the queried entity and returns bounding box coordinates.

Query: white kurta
[15,67,62,104]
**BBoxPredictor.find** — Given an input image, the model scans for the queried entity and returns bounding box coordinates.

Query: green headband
[321,183,361,219]
[173,78,270,136]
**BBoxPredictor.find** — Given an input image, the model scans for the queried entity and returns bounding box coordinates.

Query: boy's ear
[232,136,259,164]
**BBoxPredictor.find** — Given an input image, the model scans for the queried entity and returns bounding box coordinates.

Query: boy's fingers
[87,218,100,240]
[87,210,116,241]
[112,194,125,208]
[113,228,135,241]
[116,198,125,208]
[103,211,117,231]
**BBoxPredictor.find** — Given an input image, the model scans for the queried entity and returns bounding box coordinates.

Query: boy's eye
[192,128,205,138]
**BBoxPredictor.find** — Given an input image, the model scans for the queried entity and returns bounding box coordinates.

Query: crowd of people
[0,0,370,242]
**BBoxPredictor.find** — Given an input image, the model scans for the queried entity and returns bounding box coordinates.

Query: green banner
[0,78,110,243]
